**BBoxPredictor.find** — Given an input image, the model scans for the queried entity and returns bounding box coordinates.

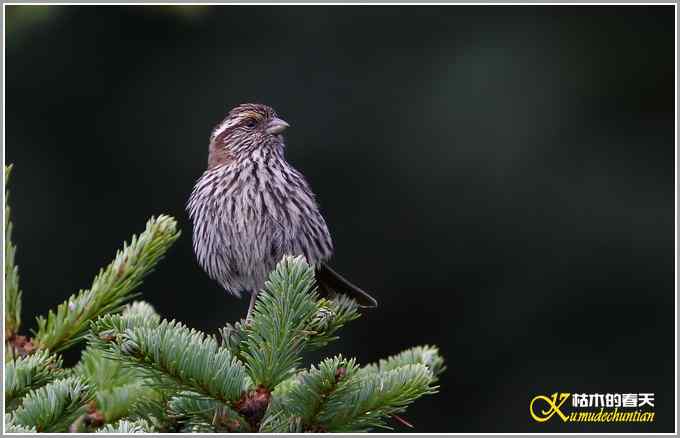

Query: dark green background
[5,5,675,433]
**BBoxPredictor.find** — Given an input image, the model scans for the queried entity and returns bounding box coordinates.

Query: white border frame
[1,2,676,437]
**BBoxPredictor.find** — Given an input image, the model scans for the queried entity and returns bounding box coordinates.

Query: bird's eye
[245,119,257,129]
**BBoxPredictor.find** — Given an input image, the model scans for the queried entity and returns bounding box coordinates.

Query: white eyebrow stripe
[212,110,265,139]
[212,118,239,139]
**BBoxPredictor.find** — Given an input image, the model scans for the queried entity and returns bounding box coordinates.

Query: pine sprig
[74,301,163,424]
[257,374,303,432]
[11,376,93,432]
[258,407,302,433]
[289,356,356,425]
[167,392,251,433]
[359,345,446,381]
[319,364,437,432]
[241,256,322,388]
[276,355,358,431]
[33,215,180,352]
[91,316,249,404]
[5,350,65,408]
[126,391,177,432]
[75,347,139,391]
[97,383,160,424]
[74,347,161,424]
[95,418,153,433]
[5,414,37,433]
[121,300,162,326]
[5,164,22,340]
[306,295,360,350]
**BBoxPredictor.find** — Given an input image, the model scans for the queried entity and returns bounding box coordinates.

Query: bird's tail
[315,262,378,308]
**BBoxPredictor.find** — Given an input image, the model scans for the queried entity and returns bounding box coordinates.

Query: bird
[187,103,377,320]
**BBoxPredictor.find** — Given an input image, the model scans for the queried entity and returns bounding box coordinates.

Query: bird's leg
[246,291,258,323]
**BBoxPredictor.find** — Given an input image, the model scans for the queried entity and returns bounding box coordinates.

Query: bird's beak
[266,117,290,135]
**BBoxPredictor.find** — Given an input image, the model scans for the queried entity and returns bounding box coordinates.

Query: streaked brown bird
[187,103,377,319]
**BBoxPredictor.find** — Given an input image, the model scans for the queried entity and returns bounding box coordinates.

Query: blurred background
[5,5,675,433]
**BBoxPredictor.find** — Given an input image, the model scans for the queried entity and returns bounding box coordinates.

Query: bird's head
[207,103,289,169]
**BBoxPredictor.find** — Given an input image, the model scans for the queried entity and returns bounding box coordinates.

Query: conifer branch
[3,168,446,433]
[305,295,360,350]
[95,418,153,433]
[74,347,161,425]
[261,354,439,432]
[70,308,165,430]
[33,215,180,352]
[317,364,438,432]
[240,255,325,389]
[67,303,160,428]
[125,392,176,432]
[257,406,302,432]
[67,303,166,431]
[76,346,140,391]
[291,356,358,427]
[261,355,358,432]
[256,374,303,432]
[121,300,162,326]
[5,164,23,341]
[5,414,37,433]
[90,316,249,405]
[167,392,251,432]
[5,350,65,408]
[358,345,446,381]
[99,384,157,422]
[11,376,93,432]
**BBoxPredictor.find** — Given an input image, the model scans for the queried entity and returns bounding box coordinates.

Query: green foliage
[5,164,22,339]
[90,316,249,404]
[33,215,180,352]
[5,350,64,408]
[238,257,360,390]
[96,418,153,433]
[3,167,444,433]
[359,345,446,381]
[124,392,175,432]
[240,256,321,388]
[317,363,437,432]
[167,392,250,433]
[258,406,303,433]
[5,414,37,433]
[121,300,162,326]
[75,347,161,423]
[76,347,138,390]
[284,355,358,426]
[260,355,358,432]
[261,348,440,432]
[11,376,93,432]
[99,384,157,423]
[238,256,359,389]
[71,305,167,429]
[76,302,164,421]
[305,295,360,350]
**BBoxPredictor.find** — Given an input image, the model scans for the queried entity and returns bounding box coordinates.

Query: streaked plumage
[187,103,376,317]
